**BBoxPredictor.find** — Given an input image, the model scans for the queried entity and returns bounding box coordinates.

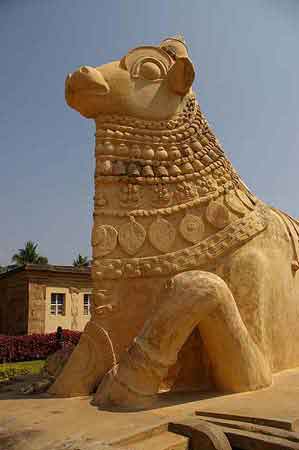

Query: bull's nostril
[80,66,89,74]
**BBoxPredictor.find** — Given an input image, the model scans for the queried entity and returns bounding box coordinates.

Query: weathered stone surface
[194,414,299,443]
[195,411,299,432]
[4,368,299,450]
[169,416,299,450]
[50,36,299,410]
[169,418,232,450]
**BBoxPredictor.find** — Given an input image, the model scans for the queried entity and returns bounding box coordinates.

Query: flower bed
[0,330,81,363]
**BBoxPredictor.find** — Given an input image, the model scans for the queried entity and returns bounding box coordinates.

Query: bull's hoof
[93,365,156,410]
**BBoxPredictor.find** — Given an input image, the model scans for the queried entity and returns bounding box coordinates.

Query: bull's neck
[91,95,265,279]
[93,94,246,218]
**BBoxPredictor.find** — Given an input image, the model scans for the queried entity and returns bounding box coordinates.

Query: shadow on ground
[93,389,228,413]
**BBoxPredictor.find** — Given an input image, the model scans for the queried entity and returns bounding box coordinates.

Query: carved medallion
[224,192,247,216]
[179,214,205,243]
[148,217,176,253]
[206,201,230,229]
[92,225,118,257]
[118,217,146,255]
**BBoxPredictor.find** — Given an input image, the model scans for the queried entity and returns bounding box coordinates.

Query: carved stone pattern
[94,204,269,280]
[236,188,255,210]
[94,187,219,218]
[93,99,240,193]
[225,192,247,216]
[148,217,176,253]
[179,214,205,243]
[152,184,173,207]
[92,224,118,257]
[205,201,231,229]
[119,184,142,208]
[118,217,146,255]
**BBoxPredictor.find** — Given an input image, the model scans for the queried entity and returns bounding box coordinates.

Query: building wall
[0,272,28,335]
[0,267,92,335]
[27,282,47,334]
[27,269,92,333]
[44,286,91,333]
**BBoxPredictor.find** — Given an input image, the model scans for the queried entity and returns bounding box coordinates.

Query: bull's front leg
[48,282,117,397]
[94,271,272,409]
[49,278,164,397]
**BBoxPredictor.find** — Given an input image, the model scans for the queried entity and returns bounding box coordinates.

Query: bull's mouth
[70,87,109,96]
[65,84,109,105]
[65,66,110,110]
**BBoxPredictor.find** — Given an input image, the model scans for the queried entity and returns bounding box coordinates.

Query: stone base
[1,368,299,449]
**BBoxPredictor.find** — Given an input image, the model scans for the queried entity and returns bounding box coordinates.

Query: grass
[0,360,45,381]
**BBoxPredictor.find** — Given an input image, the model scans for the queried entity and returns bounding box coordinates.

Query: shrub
[0,330,81,363]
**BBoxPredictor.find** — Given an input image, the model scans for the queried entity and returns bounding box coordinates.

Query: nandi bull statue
[49,37,299,408]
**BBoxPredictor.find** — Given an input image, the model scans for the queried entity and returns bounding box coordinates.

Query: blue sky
[0,0,298,265]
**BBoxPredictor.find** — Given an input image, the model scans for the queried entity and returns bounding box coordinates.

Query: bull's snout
[65,65,110,116]
[66,65,109,97]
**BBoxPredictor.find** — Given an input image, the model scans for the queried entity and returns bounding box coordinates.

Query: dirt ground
[1,368,299,450]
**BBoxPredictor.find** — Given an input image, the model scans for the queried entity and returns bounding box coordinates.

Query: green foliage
[72,253,89,267]
[11,241,48,266]
[0,360,45,381]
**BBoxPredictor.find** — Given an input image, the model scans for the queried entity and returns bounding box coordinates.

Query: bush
[0,330,81,363]
[0,360,45,382]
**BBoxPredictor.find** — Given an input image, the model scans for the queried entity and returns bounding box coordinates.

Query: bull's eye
[139,61,163,80]
[131,57,168,81]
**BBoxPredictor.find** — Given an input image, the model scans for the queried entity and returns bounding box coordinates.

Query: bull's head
[65,37,195,120]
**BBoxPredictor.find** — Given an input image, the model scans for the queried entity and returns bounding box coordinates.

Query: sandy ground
[1,368,299,450]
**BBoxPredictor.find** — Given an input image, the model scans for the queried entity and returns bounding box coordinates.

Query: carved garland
[94,190,217,218]
[93,204,269,280]
[93,95,240,190]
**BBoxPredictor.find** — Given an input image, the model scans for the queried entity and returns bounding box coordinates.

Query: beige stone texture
[28,282,46,334]
[2,368,299,450]
[50,37,299,409]
[44,286,91,333]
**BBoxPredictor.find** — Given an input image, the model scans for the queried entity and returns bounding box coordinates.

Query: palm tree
[12,241,48,266]
[73,254,89,267]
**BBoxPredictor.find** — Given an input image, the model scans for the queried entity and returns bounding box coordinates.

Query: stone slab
[1,368,299,450]
[195,415,299,443]
[195,411,299,432]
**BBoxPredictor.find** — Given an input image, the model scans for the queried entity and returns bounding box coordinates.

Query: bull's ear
[167,57,195,95]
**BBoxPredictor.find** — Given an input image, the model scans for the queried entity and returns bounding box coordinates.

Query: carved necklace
[93,96,242,218]
[93,203,270,280]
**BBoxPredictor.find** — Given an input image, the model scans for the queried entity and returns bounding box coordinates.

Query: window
[83,294,91,315]
[50,293,65,315]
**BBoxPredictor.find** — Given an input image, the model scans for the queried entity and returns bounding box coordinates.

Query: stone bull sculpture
[49,37,299,408]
